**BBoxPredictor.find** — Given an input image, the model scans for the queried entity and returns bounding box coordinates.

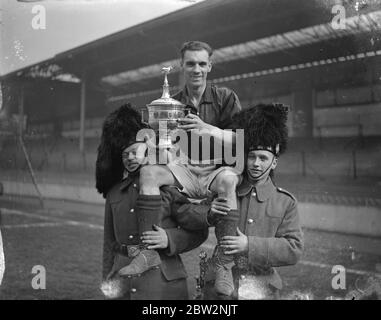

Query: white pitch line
[1,222,69,229]
[298,260,381,278]
[1,208,66,222]
[0,208,103,231]
[199,243,381,278]
[63,221,103,230]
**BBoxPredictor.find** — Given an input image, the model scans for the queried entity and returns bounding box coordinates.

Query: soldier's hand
[220,227,248,254]
[141,225,169,249]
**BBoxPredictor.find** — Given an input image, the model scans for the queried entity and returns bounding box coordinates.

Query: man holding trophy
[122,41,244,297]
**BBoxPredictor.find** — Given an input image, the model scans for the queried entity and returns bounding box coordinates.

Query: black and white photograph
[0,0,380,303]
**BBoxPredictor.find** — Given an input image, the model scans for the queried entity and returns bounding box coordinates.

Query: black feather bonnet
[95,103,148,198]
[232,103,289,156]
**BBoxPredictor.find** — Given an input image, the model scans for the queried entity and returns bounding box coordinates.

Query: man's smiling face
[181,49,212,89]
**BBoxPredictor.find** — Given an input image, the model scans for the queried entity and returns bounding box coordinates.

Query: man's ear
[208,60,212,72]
[271,157,278,170]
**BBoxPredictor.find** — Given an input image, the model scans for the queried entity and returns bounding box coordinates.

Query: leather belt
[113,243,141,258]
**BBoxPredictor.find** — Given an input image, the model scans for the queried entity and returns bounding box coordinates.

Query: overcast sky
[0,0,203,76]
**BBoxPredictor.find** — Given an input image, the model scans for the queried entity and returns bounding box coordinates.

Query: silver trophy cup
[146,67,185,150]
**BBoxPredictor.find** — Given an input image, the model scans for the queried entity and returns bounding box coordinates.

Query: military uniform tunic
[203,177,303,299]
[102,174,209,300]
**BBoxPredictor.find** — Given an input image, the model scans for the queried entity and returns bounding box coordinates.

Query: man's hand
[177,114,212,132]
[141,225,168,249]
[220,227,248,255]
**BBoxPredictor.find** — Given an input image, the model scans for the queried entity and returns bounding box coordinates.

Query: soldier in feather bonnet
[204,103,303,299]
[95,103,148,198]
[232,103,288,176]
[96,103,209,299]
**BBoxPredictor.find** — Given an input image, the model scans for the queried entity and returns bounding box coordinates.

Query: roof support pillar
[79,73,86,153]
[18,84,24,137]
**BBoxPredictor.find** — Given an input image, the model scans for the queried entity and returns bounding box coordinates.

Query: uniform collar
[237,177,276,202]
[237,179,254,197]
[119,174,139,191]
[174,82,213,107]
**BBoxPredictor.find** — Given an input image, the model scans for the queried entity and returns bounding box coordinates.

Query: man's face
[181,49,212,88]
[122,142,147,173]
[246,150,277,181]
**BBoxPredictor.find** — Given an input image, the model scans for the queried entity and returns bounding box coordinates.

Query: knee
[214,171,239,193]
[140,165,160,184]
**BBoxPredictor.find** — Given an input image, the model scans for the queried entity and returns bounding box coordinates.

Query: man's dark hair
[180,41,213,61]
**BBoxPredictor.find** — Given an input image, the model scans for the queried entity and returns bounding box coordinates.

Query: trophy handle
[141,109,149,125]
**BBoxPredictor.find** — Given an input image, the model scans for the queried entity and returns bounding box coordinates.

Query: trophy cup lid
[147,66,185,107]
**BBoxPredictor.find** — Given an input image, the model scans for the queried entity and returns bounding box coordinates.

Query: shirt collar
[174,82,213,107]
[237,177,276,202]
[202,82,213,104]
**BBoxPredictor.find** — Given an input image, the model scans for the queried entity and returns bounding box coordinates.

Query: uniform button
[128,235,134,239]
[130,208,134,213]
[131,288,137,293]
[247,219,254,224]
[133,184,137,188]
[240,275,246,280]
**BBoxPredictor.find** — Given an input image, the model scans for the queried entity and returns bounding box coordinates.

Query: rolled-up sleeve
[219,90,242,129]
[248,199,303,268]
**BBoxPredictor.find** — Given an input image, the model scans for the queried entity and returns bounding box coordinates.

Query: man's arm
[178,89,242,147]
[247,200,304,268]
[162,186,211,230]
[165,227,209,257]
[155,186,209,256]
[102,200,116,280]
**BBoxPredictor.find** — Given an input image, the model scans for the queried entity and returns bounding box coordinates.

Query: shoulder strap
[276,187,297,201]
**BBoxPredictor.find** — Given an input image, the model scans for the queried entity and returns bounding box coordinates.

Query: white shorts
[167,162,242,199]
